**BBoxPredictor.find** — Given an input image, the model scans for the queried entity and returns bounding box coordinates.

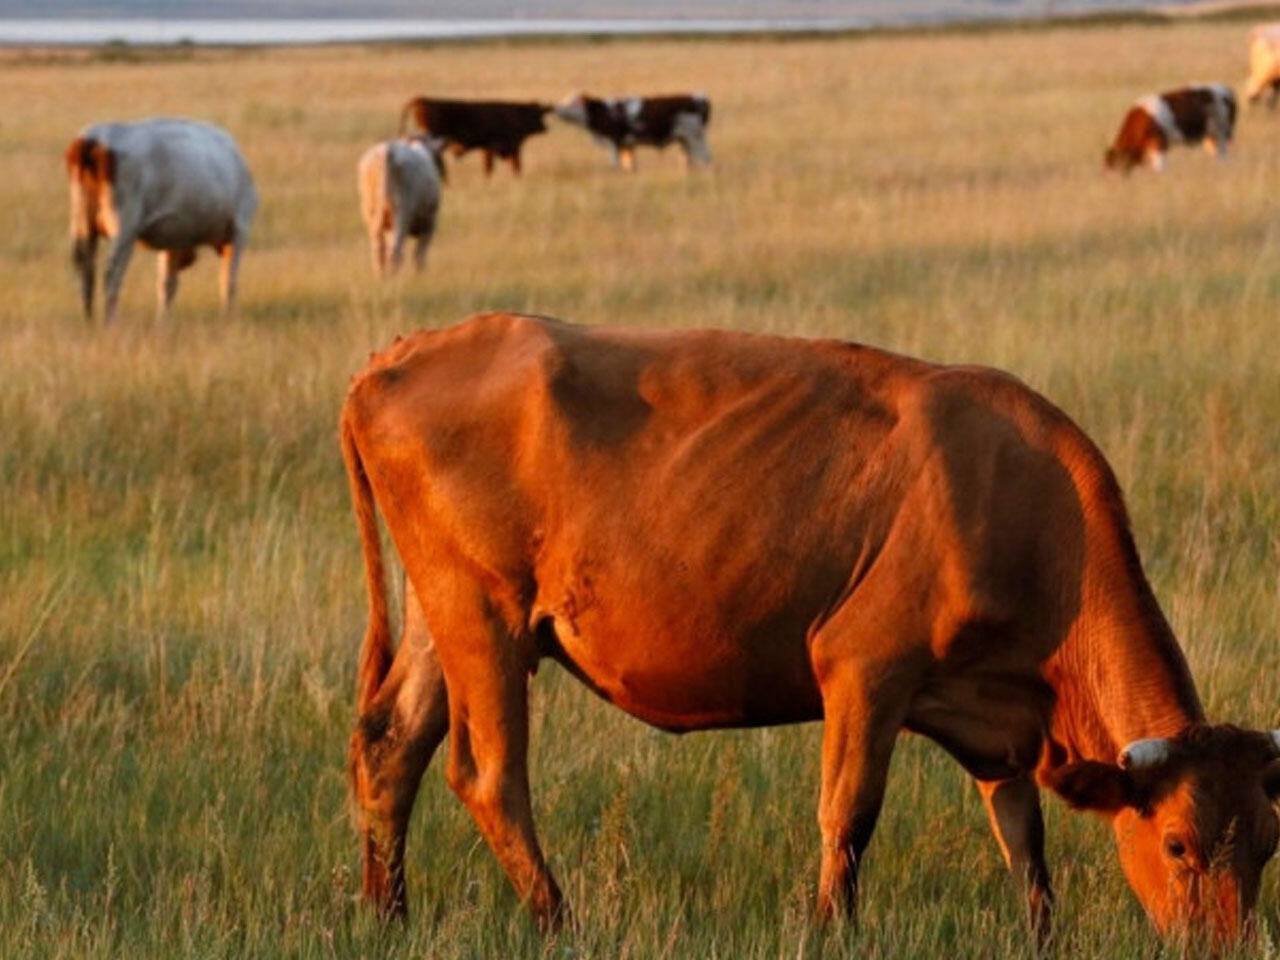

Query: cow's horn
[1119,738,1172,770]
[1269,729,1280,756]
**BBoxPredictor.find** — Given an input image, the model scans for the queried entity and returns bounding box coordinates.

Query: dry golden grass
[1,21,1278,959]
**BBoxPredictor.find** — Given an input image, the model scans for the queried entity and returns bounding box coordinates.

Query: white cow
[65,118,257,324]
[356,137,444,277]
[1245,23,1280,106]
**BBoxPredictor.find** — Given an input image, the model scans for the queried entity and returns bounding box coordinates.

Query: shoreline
[0,1,1276,49]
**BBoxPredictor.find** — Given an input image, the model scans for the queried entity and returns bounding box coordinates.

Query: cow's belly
[545,614,823,732]
[136,205,233,249]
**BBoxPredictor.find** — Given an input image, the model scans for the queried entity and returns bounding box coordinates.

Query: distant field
[1,22,1279,959]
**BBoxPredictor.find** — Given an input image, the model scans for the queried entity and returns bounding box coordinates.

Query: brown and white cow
[66,118,257,324]
[398,97,549,177]
[1105,85,1236,173]
[357,137,444,278]
[1244,24,1280,107]
[343,313,1280,946]
[554,92,712,171]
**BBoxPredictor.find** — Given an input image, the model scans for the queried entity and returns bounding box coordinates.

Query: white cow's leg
[73,236,98,322]
[155,248,195,321]
[218,243,244,318]
[388,219,408,276]
[412,230,432,272]
[101,232,137,326]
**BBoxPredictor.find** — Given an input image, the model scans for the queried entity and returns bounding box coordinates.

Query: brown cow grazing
[1105,85,1236,173]
[343,313,1280,945]
[356,136,444,277]
[398,97,549,177]
[554,92,712,171]
[66,118,257,324]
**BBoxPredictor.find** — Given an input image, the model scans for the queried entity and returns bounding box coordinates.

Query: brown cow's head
[1103,145,1139,173]
[65,136,114,320]
[1046,725,1280,948]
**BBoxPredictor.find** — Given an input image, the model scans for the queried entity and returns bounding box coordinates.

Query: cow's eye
[1164,836,1188,860]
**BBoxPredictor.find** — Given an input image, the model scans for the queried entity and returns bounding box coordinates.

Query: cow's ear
[1263,759,1280,802]
[1043,761,1137,813]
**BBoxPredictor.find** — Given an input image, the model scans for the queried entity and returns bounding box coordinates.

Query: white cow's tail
[341,411,394,712]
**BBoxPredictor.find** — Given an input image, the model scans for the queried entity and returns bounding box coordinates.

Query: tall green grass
[1,22,1278,958]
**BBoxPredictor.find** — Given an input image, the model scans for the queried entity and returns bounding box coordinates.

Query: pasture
[2,20,1279,959]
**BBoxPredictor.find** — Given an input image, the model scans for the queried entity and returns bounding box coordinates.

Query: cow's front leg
[811,634,911,923]
[350,580,450,918]
[976,775,1053,947]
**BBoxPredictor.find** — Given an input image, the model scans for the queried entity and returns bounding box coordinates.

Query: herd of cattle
[64,90,713,321]
[58,27,1280,954]
[63,22,1280,323]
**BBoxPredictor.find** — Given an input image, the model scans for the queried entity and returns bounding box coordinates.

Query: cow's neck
[1046,512,1205,767]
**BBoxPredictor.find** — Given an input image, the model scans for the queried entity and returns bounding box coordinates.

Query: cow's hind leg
[369,228,388,277]
[217,241,244,319]
[430,577,563,931]
[976,776,1053,947]
[412,228,433,272]
[350,581,450,918]
[387,220,408,276]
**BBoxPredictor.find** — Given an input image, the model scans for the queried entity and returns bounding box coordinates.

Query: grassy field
[2,20,1279,959]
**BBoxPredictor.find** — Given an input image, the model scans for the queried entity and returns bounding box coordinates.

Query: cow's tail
[341,408,394,712]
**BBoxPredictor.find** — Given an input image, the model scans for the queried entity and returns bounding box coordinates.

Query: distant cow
[554,92,712,171]
[65,118,257,324]
[1105,85,1236,173]
[344,312,1280,947]
[357,137,444,277]
[1244,24,1280,106]
[399,97,549,177]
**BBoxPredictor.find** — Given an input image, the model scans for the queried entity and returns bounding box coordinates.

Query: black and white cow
[554,92,711,171]
[1104,85,1236,173]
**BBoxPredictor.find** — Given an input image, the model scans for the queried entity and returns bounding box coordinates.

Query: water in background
[0,2,1190,46]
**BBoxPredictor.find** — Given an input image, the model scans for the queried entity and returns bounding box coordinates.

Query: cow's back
[84,118,256,243]
[346,314,1103,731]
